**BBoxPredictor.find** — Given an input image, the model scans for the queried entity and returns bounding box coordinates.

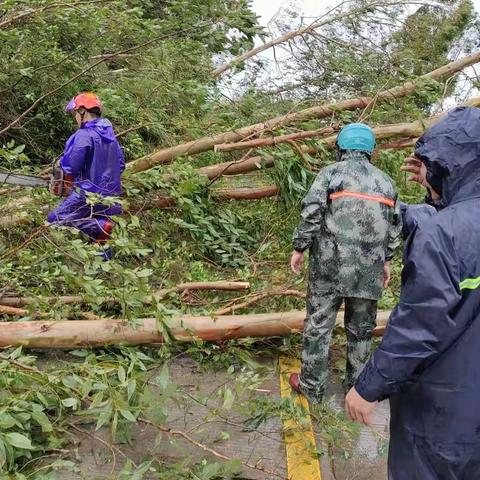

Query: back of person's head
[336,123,376,160]
[65,92,103,116]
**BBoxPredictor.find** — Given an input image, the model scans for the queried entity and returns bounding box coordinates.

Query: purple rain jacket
[60,118,125,196]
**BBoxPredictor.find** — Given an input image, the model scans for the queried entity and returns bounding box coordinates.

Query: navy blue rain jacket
[356,107,480,449]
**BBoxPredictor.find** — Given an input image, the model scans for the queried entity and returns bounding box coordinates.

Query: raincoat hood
[82,118,116,143]
[415,107,480,206]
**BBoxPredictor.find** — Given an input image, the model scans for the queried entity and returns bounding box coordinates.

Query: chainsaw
[0,168,73,197]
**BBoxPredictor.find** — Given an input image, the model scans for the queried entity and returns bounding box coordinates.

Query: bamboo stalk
[0,310,391,348]
[127,52,480,173]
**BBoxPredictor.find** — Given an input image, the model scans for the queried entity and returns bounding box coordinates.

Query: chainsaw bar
[0,171,50,188]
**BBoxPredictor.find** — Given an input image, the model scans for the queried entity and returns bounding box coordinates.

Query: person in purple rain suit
[48,92,125,259]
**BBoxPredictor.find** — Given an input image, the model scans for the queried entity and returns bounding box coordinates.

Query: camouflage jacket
[293,150,402,300]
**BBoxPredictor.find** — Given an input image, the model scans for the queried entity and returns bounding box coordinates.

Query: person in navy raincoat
[345,106,480,479]
[48,92,125,258]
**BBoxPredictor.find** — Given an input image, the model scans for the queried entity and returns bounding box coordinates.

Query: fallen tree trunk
[0,281,250,308]
[197,155,274,178]
[217,96,480,154]
[151,185,279,209]
[316,99,480,149]
[127,52,480,173]
[214,126,338,153]
[0,309,390,348]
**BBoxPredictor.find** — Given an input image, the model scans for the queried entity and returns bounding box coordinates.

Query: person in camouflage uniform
[289,123,402,403]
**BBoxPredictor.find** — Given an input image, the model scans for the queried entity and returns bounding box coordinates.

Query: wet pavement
[53,354,390,479]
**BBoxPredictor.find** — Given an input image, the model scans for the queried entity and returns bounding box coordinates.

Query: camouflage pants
[299,293,377,403]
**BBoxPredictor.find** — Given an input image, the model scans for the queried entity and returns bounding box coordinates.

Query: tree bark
[197,155,274,178]
[214,186,278,200]
[215,96,480,154]
[214,126,338,153]
[127,52,480,173]
[0,309,390,348]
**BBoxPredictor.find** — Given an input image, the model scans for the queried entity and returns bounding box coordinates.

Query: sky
[252,0,480,26]
[247,0,480,97]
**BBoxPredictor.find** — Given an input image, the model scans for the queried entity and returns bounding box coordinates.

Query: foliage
[0,0,262,161]
[0,0,478,476]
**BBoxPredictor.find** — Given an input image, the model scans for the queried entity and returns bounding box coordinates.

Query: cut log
[0,305,29,316]
[0,281,250,307]
[127,52,480,173]
[214,186,278,200]
[0,310,391,348]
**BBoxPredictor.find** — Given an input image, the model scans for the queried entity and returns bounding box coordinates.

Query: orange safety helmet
[65,92,103,113]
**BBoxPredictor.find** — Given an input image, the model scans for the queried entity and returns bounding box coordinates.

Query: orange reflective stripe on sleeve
[329,190,395,208]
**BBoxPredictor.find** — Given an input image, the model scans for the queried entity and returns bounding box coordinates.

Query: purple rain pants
[47,191,121,241]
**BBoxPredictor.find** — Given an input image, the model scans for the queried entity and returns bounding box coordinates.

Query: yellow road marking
[279,356,322,480]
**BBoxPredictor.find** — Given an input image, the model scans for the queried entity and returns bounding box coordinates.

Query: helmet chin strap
[77,107,86,125]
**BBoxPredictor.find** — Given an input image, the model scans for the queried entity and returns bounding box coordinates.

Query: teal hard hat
[336,123,376,154]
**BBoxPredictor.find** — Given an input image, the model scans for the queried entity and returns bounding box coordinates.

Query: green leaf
[127,379,136,401]
[4,432,34,450]
[36,392,49,407]
[157,364,169,390]
[0,438,6,469]
[95,404,112,431]
[117,366,126,384]
[0,413,16,429]
[136,268,153,278]
[222,388,235,410]
[31,410,53,433]
[62,398,79,409]
[119,409,136,422]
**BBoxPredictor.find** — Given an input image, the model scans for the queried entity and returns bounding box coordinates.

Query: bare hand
[290,251,305,275]
[383,261,391,288]
[345,387,377,426]
[400,156,428,188]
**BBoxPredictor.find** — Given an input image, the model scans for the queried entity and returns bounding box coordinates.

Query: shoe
[96,219,114,244]
[289,373,302,394]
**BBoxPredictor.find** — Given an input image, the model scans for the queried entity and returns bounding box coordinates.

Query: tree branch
[129,50,480,172]
[0,0,116,30]
[0,22,211,137]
